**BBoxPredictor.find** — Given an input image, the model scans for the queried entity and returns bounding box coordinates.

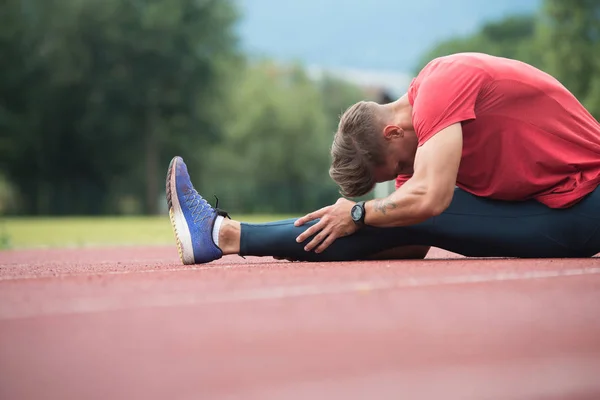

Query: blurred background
[1,0,599,248]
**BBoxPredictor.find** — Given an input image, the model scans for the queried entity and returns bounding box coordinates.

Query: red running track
[1,246,600,400]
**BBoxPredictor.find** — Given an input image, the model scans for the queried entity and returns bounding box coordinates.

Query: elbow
[428,201,450,217]
[420,189,453,218]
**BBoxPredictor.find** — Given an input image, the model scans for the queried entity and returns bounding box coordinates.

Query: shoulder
[409,53,493,105]
[407,54,498,144]
[418,53,494,84]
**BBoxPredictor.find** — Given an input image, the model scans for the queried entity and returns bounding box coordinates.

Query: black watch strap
[354,201,366,226]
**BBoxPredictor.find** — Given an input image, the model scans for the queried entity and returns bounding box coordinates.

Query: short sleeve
[411,62,490,146]
[395,174,411,189]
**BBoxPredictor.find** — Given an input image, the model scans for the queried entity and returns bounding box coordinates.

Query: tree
[318,74,366,134]
[415,0,600,123]
[415,14,540,73]
[200,61,328,213]
[0,0,241,215]
[199,61,367,214]
[536,0,600,118]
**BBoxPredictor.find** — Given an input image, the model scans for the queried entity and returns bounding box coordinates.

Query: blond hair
[329,101,386,197]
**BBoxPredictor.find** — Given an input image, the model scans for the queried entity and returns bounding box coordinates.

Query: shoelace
[214,195,231,220]
[183,190,242,258]
[184,190,231,225]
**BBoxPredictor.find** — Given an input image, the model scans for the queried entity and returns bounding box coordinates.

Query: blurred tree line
[0,0,365,216]
[1,0,599,216]
[416,0,600,120]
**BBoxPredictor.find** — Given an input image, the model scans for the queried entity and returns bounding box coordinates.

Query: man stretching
[166,52,600,264]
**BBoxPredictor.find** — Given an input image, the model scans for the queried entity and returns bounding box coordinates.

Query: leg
[367,245,431,260]
[231,187,600,260]
[410,187,600,258]
[217,218,430,261]
[272,245,432,261]
[166,155,437,263]
[167,156,600,265]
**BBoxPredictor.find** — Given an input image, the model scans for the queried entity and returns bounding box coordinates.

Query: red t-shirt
[396,52,600,208]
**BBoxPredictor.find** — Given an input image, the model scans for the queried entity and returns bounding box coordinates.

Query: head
[329,98,417,197]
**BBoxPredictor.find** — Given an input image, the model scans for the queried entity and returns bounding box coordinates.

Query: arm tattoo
[373,198,398,215]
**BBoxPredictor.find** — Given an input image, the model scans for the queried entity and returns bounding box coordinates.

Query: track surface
[1,246,600,400]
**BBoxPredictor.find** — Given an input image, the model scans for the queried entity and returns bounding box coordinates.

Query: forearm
[364,180,439,227]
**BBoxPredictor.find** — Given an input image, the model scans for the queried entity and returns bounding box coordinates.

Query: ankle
[217,219,241,255]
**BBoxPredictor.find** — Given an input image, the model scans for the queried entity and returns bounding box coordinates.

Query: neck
[385,94,413,130]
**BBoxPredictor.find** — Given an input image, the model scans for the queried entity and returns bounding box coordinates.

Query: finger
[305,229,330,252]
[315,232,338,254]
[294,206,330,226]
[296,219,326,243]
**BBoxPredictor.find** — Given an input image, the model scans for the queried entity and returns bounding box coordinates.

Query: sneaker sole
[166,157,195,265]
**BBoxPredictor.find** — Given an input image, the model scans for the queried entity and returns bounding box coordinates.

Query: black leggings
[240,187,600,260]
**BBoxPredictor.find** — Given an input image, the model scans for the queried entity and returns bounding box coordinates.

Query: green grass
[0,215,294,250]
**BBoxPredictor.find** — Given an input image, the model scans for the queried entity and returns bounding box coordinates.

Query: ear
[383,125,404,140]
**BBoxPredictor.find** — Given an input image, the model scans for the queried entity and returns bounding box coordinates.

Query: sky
[233,0,541,92]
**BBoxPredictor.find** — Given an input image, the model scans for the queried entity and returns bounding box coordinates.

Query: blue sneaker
[166,156,229,265]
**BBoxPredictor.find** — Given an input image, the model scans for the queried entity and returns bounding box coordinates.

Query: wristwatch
[351,201,366,227]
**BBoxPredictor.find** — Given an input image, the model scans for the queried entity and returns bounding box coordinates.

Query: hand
[294,198,359,253]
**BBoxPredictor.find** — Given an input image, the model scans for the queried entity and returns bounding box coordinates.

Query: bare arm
[364,123,463,227]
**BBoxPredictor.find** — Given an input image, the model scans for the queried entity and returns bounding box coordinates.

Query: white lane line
[1,267,600,320]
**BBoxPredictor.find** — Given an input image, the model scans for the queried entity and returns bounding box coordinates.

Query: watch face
[351,205,363,220]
